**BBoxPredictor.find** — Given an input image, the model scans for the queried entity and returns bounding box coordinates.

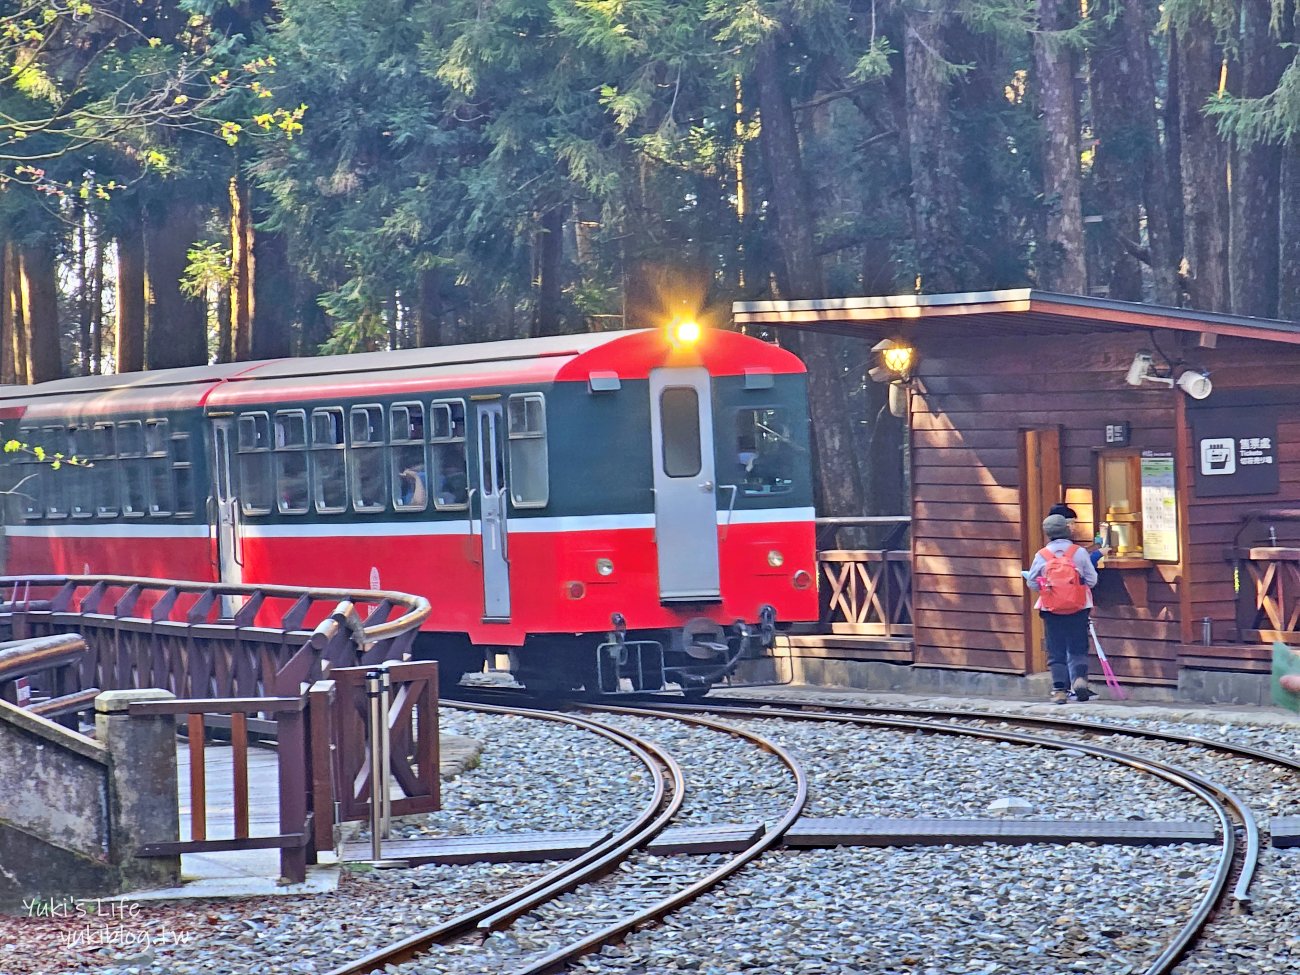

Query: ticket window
[1097,452,1143,557]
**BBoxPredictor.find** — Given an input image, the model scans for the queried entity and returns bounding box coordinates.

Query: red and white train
[0,325,818,694]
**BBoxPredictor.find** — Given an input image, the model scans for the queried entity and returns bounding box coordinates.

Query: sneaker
[1071,677,1092,702]
[1051,689,1068,705]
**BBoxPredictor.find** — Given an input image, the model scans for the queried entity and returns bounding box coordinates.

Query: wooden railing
[815,517,913,638]
[1231,546,1300,643]
[129,693,318,884]
[0,575,430,699]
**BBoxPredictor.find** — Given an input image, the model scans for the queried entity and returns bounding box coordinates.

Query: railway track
[321,688,1289,975]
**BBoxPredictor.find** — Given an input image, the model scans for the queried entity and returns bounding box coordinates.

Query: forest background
[2,0,1299,518]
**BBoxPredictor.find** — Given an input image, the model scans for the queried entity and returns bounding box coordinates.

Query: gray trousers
[1041,609,1090,690]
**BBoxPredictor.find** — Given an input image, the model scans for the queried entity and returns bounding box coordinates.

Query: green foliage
[1207,56,1300,146]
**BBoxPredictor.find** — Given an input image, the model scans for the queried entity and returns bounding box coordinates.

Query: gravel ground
[6,693,1296,975]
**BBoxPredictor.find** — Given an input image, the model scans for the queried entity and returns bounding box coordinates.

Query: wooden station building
[733,290,1300,694]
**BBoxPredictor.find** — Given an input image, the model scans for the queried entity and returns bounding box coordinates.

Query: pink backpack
[1037,545,1087,614]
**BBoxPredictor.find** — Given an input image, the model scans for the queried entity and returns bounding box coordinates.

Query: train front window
[506,393,548,508]
[660,387,702,478]
[735,408,795,496]
[391,403,427,512]
[430,400,468,510]
[310,408,347,513]
[274,411,309,515]
[349,405,387,512]
[236,413,273,515]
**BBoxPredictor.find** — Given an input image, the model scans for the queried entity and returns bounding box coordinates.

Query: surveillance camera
[1125,352,1154,387]
[1176,370,1212,400]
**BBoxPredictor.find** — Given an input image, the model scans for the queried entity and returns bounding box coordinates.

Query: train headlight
[595,558,614,577]
[670,319,701,346]
[792,570,813,590]
[767,550,785,568]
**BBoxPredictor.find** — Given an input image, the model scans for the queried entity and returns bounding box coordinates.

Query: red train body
[0,328,818,693]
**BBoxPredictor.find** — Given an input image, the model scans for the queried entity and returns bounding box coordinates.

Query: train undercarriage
[417,605,778,698]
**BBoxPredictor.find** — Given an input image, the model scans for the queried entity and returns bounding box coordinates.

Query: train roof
[0,327,805,422]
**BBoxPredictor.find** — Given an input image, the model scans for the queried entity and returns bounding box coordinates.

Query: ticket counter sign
[1191,405,1279,497]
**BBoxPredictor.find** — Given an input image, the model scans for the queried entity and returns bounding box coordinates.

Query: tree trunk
[753,38,868,519]
[1087,5,1144,300]
[1033,0,1087,294]
[1280,145,1300,321]
[414,268,442,347]
[1164,26,1185,261]
[1178,10,1231,311]
[0,242,11,385]
[1120,0,1177,304]
[1229,3,1289,319]
[145,201,207,370]
[903,0,964,293]
[21,241,62,383]
[216,286,233,363]
[230,176,254,362]
[252,221,292,360]
[90,227,104,374]
[115,222,146,374]
[532,205,567,337]
[6,244,29,384]
[77,204,91,376]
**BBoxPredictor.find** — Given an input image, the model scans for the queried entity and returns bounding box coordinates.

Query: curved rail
[690,694,1290,905]
[654,701,1248,975]
[330,700,685,975]
[509,703,810,975]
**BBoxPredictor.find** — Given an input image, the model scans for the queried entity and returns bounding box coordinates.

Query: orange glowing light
[671,320,702,345]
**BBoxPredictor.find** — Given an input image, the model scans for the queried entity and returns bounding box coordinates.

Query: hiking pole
[1088,619,1127,700]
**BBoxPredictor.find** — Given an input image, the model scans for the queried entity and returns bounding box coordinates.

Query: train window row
[15,420,195,520]
[234,394,549,516]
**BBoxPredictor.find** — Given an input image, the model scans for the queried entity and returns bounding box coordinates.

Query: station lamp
[868,338,916,383]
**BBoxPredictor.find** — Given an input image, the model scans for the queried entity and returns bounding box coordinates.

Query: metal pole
[378,665,392,839]
[366,668,383,862]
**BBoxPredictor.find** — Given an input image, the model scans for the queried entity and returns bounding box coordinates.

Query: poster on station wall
[1140,451,1179,562]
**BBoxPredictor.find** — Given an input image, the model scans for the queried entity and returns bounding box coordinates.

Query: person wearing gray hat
[1024,514,1098,704]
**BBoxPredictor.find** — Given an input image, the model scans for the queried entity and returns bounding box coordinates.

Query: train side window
[145,419,173,516]
[735,408,795,496]
[506,393,548,507]
[171,433,195,516]
[42,426,69,518]
[11,427,39,519]
[67,426,93,518]
[349,404,387,512]
[390,403,427,512]
[660,387,702,477]
[274,410,309,515]
[236,413,274,515]
[92,423,119,516]
[310,408,347,513]
[430,400,468,510]
[117,420,148,518]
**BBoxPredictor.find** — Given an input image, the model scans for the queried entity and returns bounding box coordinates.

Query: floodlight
[1176,371,1212,400]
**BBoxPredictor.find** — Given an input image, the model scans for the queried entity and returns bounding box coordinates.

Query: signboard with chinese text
[1139,452,1178,562]
[1190,405,1280,498]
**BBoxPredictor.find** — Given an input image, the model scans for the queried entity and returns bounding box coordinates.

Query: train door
[649,367,721,601]
[210,418,244,614]
[474,401,511,620]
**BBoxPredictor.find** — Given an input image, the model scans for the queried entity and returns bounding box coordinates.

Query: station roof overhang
[731,289,1300,345]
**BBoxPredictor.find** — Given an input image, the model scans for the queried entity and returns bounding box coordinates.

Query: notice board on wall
[1140,451,1179,562]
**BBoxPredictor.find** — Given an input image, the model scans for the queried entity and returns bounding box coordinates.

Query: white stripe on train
[6,507,816,540]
